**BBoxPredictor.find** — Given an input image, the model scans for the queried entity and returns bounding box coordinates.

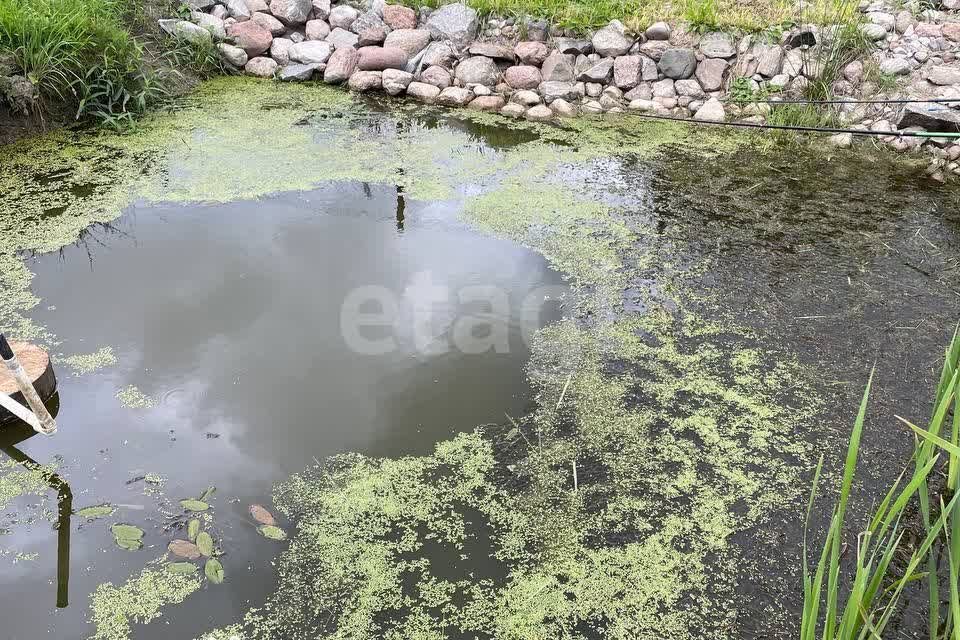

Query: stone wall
[165,0,960,178]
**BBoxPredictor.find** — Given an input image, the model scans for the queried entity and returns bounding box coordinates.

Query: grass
[802,327,960,639]
[0,0,217,126]
[734,0,874,130]
[403,0,856,33]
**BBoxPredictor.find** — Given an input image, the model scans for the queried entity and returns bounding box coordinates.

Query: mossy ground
[0,77,931,639]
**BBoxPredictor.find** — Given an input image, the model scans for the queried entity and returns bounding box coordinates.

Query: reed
[802,327,960,639]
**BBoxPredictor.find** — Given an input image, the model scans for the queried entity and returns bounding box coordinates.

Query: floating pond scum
[0,77,958,639]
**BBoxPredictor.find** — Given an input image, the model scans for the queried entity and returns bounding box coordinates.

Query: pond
[1,77,959,640]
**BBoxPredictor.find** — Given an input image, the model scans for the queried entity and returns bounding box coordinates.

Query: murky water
[2,80,960,639]
[2,184,564,639]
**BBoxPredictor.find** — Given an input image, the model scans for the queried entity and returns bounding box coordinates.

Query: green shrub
[0,0,162,123]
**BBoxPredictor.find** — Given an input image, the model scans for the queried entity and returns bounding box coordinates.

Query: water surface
[2,182,565,639]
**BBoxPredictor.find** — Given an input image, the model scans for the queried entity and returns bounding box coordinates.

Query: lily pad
[180,499,209,512]
[196,531,214,557]
[257,525,287,541]
[204,558,224,584]
[249,504,276,526]
[187,519,200,542]
[76,504,115,519]
[115,537,142,551]
[166,562,198,575]
[198,486,216,502]
[111,524,144,541]
[168,539,201,560]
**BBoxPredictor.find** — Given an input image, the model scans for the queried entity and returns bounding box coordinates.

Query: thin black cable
[719,97,960,105]
[626,111,960,138]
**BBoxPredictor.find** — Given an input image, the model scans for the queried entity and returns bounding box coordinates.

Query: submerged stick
[557,374,572,410]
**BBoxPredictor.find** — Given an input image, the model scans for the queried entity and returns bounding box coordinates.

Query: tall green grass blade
[824,368,874,640]
[801,455,825,640]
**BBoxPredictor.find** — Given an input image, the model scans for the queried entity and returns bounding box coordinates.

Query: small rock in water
[169,539,202,560]
[524,104,554,122]
[348,70,383,91]
[382,68,413,95]
[249,504,277,526]
[279,63,322,81]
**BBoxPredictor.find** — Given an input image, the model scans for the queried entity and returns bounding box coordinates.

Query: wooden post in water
[0,334,57,435]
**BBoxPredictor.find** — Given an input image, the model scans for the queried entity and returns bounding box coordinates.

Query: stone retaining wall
[166,0,960,179]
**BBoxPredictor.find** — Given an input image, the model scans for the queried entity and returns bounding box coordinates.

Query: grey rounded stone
[245,56,278,77]
[348,70,382,91]
[288,40,333,64]
[217,43,248,67]
[454,56,499,86]
[591,20,632,57]
[426,3,478,49]
[657,48,697,79]
[329,5,360,30]
[524,104,554,121]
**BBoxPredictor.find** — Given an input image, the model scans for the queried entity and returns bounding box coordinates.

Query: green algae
[89,564,202,640]
[60,347,118,375]
[0,78,851,637]
[115,385,154,409]
[0,458,55,510]
[0,76,757,343]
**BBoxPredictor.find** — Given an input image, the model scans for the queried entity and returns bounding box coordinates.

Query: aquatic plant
[898,326,960,640]
[61,347,117,375]
[89,564,201,640]
[0,78,940,639]
[801,327,960,640]
[0,458,55,510]
[116,385,155,409]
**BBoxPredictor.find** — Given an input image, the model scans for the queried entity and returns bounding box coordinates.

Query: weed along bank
[2,0,960,639]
